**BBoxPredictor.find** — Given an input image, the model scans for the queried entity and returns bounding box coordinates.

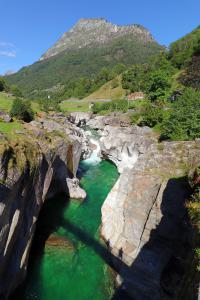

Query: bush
[38,98,61,113]
[92,99,128,114]
[10,98,34,122]
[161,88,200,140]
[131,114,142,125]
[139,102,164,127]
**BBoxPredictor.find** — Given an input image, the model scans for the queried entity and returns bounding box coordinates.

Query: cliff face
[0,115,86,299]
[94,114,200,299]
[40,18,155,61]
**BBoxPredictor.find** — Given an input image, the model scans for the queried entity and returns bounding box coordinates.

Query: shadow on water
[11,175,199,300]
[11,192,70,299]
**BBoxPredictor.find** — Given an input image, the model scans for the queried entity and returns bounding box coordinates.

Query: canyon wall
[92,114,200,299]
[0,116,86,299]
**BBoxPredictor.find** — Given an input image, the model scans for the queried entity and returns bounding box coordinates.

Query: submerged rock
[46,234,75,251]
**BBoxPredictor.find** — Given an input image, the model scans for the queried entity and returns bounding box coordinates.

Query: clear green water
[19,160,118,300]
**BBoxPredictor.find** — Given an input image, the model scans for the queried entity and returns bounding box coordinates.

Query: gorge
[0,112,199,300]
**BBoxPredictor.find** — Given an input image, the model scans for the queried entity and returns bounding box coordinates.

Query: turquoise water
[17,160,118,300]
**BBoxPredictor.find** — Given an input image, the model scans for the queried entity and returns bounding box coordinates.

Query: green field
[0,93,14,112]
[0,92,41,114]
[0,121,23,137]
[60,100,89,112]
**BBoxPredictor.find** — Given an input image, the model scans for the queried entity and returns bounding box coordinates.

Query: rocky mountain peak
[40,18,155,61]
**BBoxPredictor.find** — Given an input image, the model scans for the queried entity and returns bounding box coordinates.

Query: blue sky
[0,0,199,75]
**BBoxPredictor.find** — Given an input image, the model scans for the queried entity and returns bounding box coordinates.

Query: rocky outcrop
[102,172,193,299]
[100,115,200,299]
[87,113,132,130]
[68,112,92,127]
[40,18,156,61]
[66,178,86,200]
[0,116,86,299]
[100,125,156,173]
[0,112,12,123]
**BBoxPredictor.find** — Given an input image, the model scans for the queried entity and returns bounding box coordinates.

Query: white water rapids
[83,131,102,165]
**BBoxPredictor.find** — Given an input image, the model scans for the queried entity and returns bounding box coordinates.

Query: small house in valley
[127,92,145,101]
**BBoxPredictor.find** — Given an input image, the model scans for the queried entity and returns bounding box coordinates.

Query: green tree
[144,70,171,101]
[96,67,110,84]
[112,63,126,75]
[122,64,146,92]
[11,85,23,98]
[161,88,200,140]
[0,77,7,92]
[139,102,164,127]
[10,98,34,122]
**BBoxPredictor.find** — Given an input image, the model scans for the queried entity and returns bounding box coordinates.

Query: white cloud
[0,41,16,58]
[0,50,16,57]
[0,42,15,47]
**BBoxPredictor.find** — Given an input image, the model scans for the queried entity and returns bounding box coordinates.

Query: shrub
[131,114,142,125]
[38,98,61,113]
[138,102,164,127]
[111,99,128,112]
[10,98,34,122]
[92,99,128,114]
[111,78,119,89]
[161,88,200,140]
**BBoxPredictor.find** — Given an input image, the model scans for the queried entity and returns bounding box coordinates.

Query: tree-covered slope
[6,19,163,98]
[169,26,200,68]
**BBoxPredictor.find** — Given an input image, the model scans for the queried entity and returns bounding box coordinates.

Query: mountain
[6,18,164,98]
[40,18,156,60]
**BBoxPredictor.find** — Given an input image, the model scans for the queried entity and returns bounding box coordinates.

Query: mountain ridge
[6,18,163,98]
[40,18,156,61]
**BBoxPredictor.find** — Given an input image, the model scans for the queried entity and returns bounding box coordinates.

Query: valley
[0,14,200,300]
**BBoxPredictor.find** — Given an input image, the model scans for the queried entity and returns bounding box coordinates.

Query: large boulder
[66,178,86,200]
[87,113,131,130]
[68,112,92,127]
[0,112,12,123]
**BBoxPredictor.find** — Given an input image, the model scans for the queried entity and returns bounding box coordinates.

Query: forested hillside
[6,19,163,99]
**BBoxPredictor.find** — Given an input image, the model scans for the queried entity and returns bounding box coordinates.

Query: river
[13,134,119,300]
